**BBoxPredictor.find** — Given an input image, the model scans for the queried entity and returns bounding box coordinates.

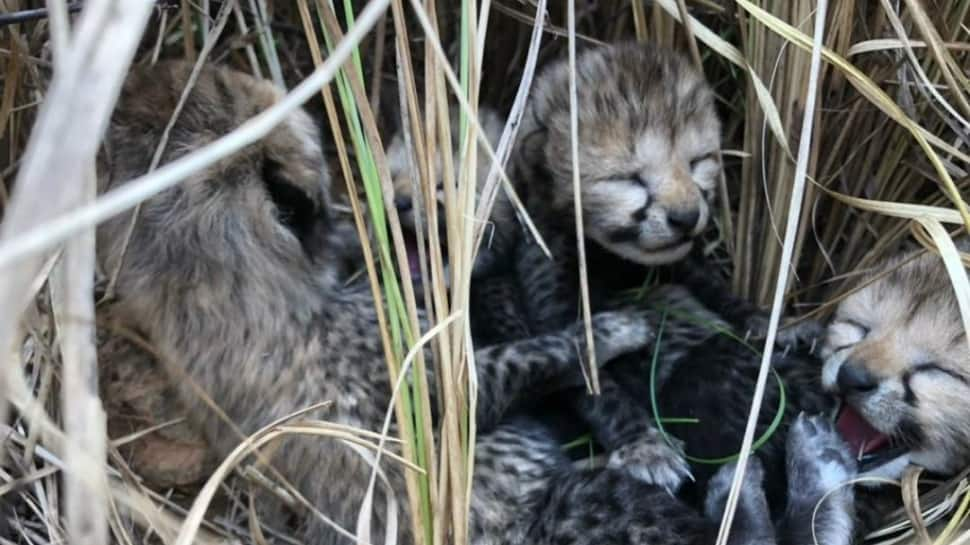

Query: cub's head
[98,61,337,301]
[386,106,516,280]
[822,248,970,478]
[518,42,721,265]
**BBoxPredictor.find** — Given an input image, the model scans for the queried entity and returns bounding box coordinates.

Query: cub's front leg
[472,310,653,432]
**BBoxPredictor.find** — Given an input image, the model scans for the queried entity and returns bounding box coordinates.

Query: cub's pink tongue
[837,405,889,456]
[403,233,422,279]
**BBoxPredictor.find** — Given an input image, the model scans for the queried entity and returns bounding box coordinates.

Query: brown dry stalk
[0,5,155,543]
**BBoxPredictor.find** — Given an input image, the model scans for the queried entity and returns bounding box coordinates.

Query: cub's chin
[598,237,694,267]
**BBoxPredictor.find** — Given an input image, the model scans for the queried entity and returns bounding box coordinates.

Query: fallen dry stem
[566,0,599,393]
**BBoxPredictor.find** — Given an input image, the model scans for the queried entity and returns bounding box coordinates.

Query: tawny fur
[515,42,721,267]
[822,244,970,478]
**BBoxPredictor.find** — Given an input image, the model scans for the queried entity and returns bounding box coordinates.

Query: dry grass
[0,1,968,544]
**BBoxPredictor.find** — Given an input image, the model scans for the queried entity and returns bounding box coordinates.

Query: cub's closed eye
[834,318,870,336]
[689,152,718,170]
[910,362,970,385]
[597,174,646,187]
[829,318,870,352]
[617,173,647,187]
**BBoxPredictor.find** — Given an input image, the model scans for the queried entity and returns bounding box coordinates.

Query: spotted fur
[501,42,726,493]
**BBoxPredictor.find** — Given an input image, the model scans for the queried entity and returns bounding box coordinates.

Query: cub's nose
[837,362,878,394]
[667,208,701,234]
[394,195,413,213]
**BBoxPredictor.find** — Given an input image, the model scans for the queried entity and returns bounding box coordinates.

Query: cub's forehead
[838,252,967,341]
[634,130,674,161]
[537,44,714,121]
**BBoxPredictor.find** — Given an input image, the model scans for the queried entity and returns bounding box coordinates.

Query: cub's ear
[262,158,328,253]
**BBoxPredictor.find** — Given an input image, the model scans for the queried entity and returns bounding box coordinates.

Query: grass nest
[0,1,968,544]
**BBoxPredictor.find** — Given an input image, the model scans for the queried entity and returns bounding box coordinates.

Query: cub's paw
[787,413,856,495]
[704,456,767,521]
[576,310,654,364]
[607,434,691,494]
[744,315,824,355]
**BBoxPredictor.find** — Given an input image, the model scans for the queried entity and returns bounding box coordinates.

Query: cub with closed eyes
[515,42,721,269]
[822,243,970,483]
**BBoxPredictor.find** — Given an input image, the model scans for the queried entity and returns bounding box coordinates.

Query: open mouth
[836,403,908,472]
[402,230,423,279]
[401,228,449,284]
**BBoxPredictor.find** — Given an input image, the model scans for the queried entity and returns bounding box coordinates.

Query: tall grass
[0,1,968,544]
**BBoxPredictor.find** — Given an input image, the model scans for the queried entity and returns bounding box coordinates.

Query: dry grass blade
[914,219,970,351]
[565,0,598,393]
[902,466,933,545]
[0,0,155,474]
[356,313,459,545]
[173,409,418,545]
[476,0,547,260]
[109,481,232,545]
[847,39,970,57]
[312,3,438,541]
[878,0,970,136]
[901,0,970,121]
[651,0,795,162]
[736,0,970,231]
[44,0,70,64]
[404,0,550,258]
[50,165,107,545]
[654,0,744,65]
[715,1,828,542]
[821,188,964,225]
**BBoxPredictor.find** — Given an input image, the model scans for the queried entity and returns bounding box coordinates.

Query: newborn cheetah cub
[823,244,970,481]
[96,61,652,545]
[507,42,723,492]
[516,41,721,267]
[386,106,518,283]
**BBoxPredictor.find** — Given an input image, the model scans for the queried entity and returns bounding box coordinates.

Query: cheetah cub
[97,61,653,545]
[386,106,517,283]
[388,43,723,491]
[387,106,537,344]
[823,243,970,484]
[506,42,724,490]
[516,41,720,267]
